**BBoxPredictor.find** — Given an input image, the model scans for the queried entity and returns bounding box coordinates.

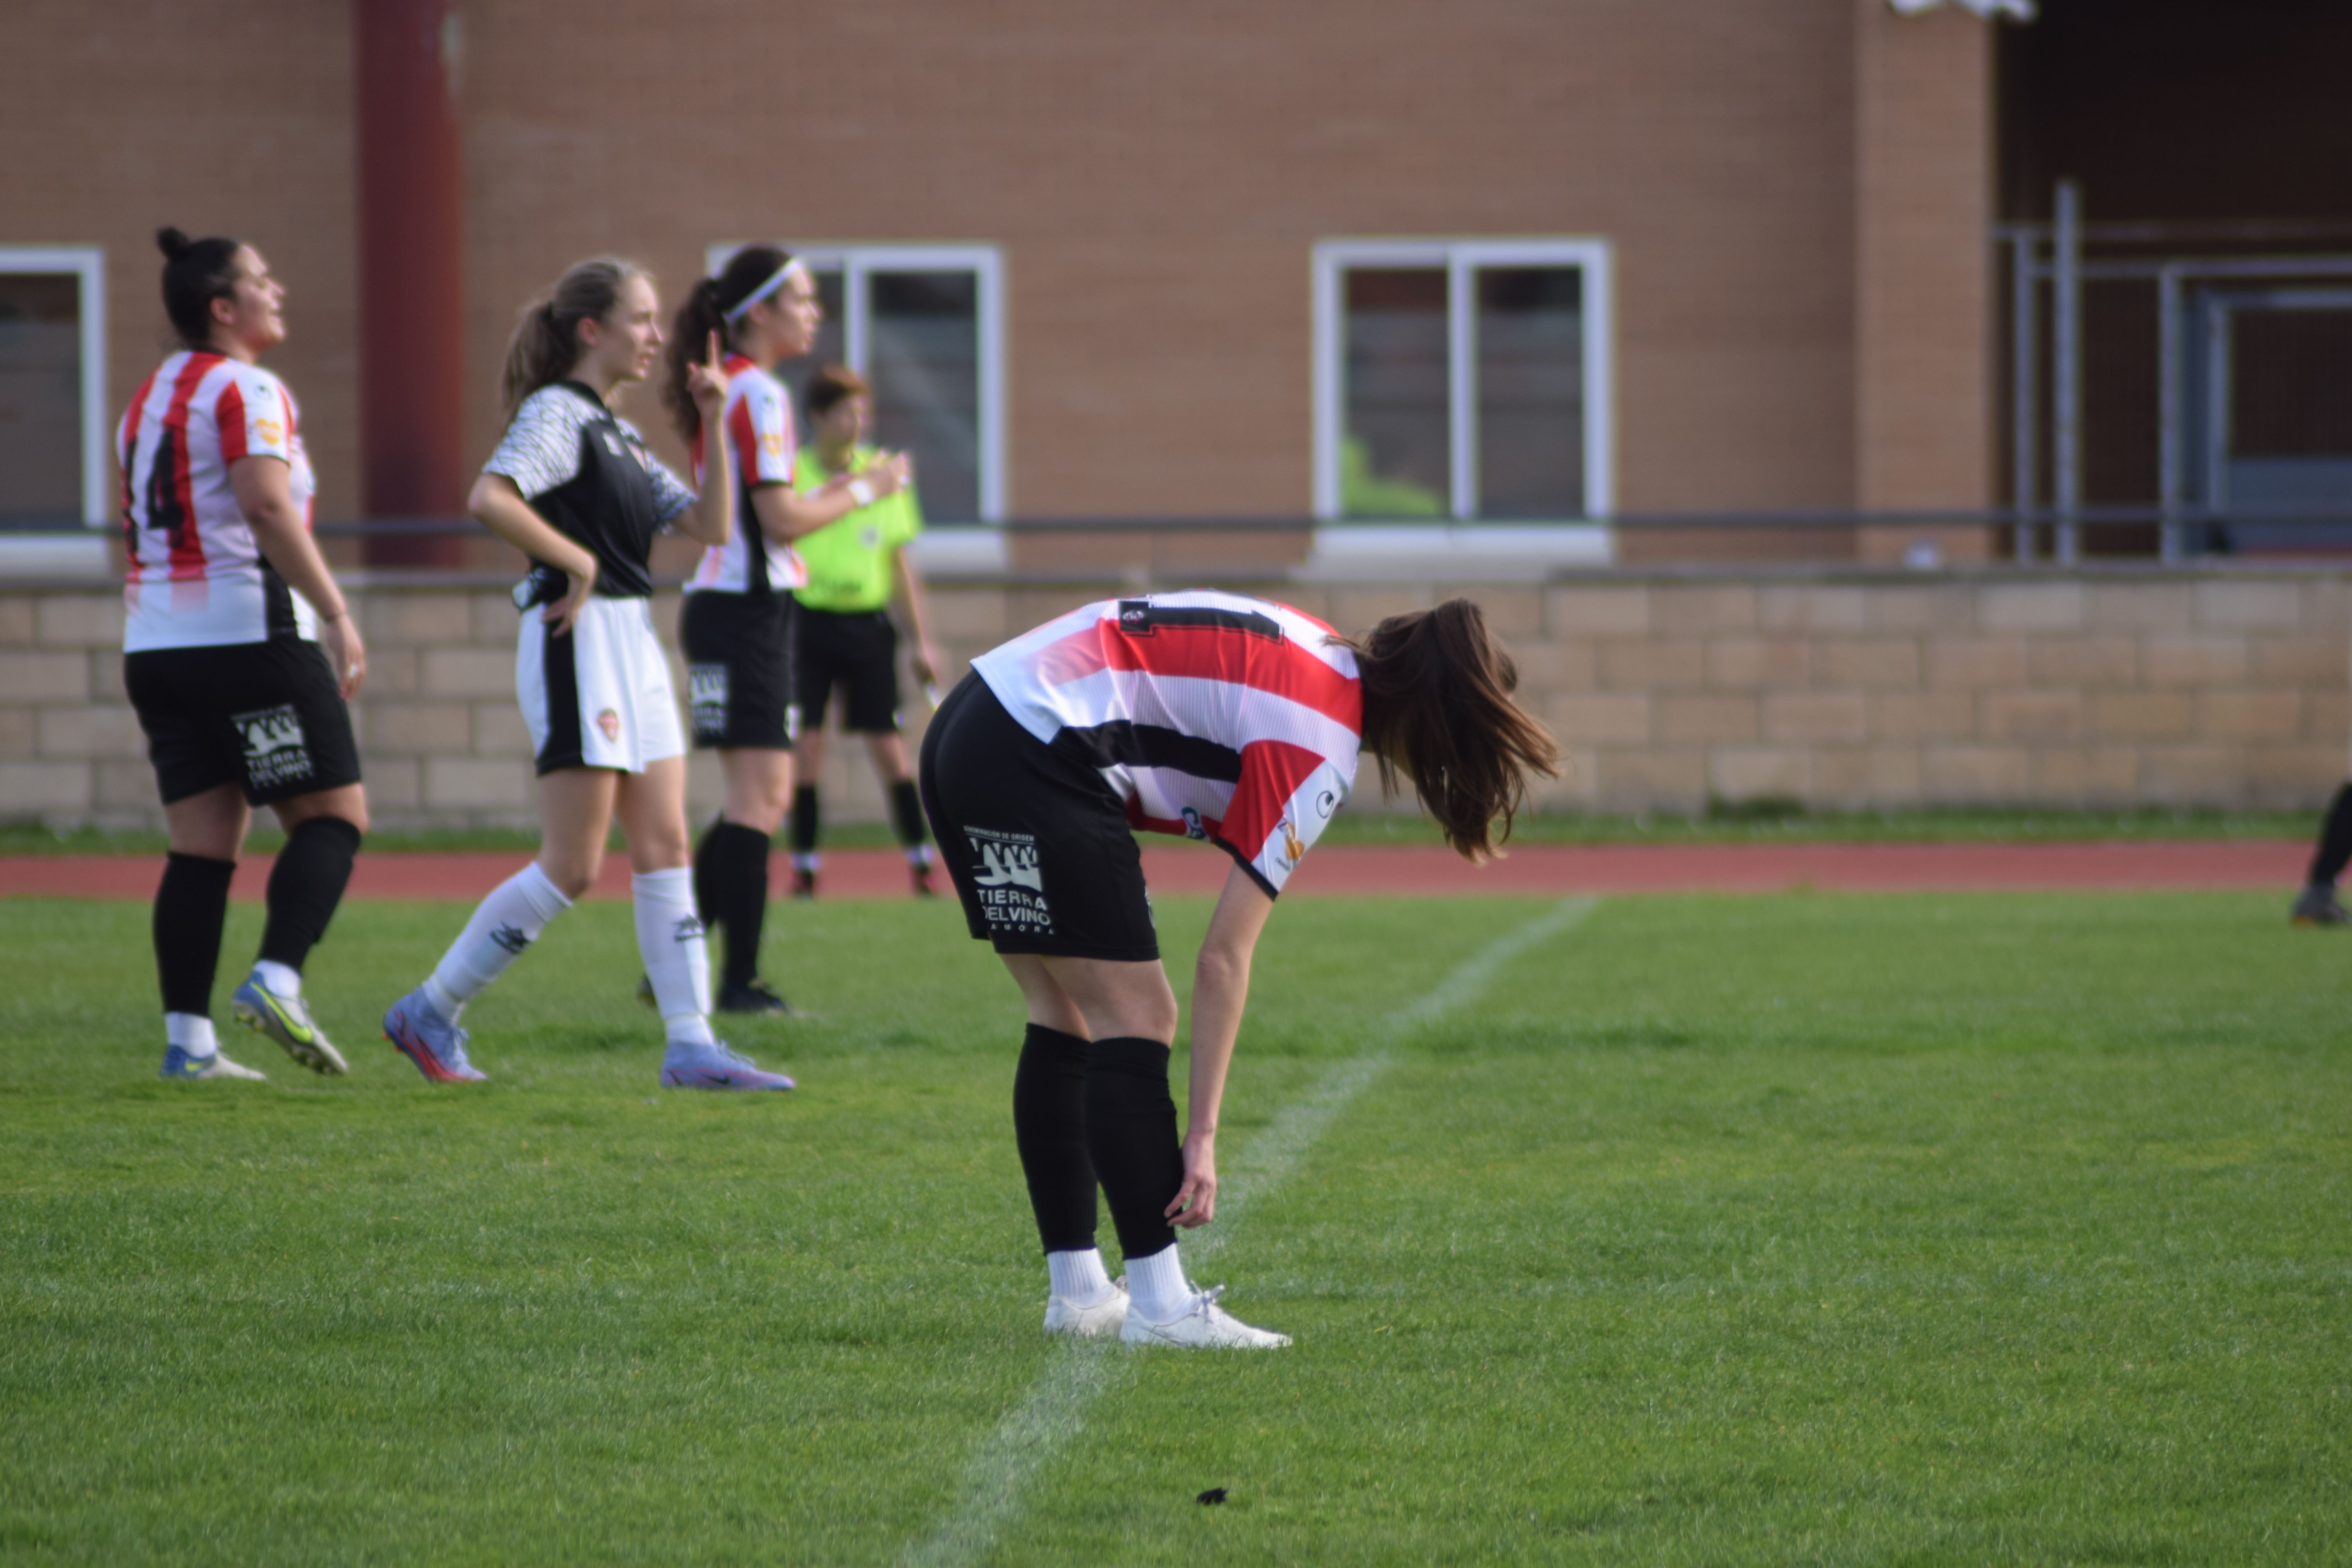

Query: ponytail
[156,226,243,350]
[499,256,648,419]
[1339,598,1561,861]
[662,276,730,441]
[665,244,797,441]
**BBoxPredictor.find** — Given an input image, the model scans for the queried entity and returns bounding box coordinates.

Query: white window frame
[1312,237,1613,523]
[0,246,108,527]
[707,242,1007,522]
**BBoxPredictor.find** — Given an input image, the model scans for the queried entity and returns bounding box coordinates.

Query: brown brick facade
[4,0,2007,537]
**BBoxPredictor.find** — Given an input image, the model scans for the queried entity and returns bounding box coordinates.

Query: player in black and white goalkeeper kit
[382,257,793,1090]
[122,228,370,1082]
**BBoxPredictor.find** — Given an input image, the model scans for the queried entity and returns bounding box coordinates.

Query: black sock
[1083,1036,1184,1259]
[789,785,820,855]
[695,819,771,988]
[2311,782,2352,887]
[154,852,236,1017]
[889,779,929,848]
[257,817,362,971]
[1013,1023,1100,1253]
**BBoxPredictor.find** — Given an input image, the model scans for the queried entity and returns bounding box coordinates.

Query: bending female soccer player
[919,592,1558,1347]
[661,250,910,1011]
[122,227,371,1081]
[383,257,789,1090]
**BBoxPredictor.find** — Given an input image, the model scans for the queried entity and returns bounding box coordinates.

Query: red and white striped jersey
[972,591,1363,897]
[116,352,319,653]
[686,355,806,595]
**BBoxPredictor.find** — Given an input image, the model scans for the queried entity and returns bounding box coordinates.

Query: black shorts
[918,674,1159,962]
[681,590,797,751]
[124,637,362,806]
[795,606,902,733]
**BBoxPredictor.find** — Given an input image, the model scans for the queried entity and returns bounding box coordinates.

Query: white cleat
[1119,1285,1292,1349]
[1044,1277,1129,1339]
[160,1044,266,1081]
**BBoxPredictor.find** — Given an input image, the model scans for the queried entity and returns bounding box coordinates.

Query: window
[708,243,1005,522]
[0,248,106,530]
[1313,240,1611,523]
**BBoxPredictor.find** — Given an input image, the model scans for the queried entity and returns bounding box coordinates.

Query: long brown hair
[499,257,649,418]
[1339,598,1560,860]
[663,244,794,441]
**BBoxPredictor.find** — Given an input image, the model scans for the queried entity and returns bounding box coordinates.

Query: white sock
[634,867,716,1047]
[425,862,571,1020]
[251,958,301,998]
[165,1013,218,1056]
[791,851,820,873]
[1047,1247,1116,1305]
[1125,1243,1193,1322]
[904,844,935,867]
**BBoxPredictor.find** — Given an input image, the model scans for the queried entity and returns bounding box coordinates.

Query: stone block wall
[3,569,2345,829]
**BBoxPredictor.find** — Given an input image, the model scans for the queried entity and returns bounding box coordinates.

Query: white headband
[722,259,808,323]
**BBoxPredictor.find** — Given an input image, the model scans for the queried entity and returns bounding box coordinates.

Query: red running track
[0,841,2309,902]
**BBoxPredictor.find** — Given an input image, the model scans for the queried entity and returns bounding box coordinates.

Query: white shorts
[517,595,686,775]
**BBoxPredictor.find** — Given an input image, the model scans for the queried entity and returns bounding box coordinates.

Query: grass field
[0,804,2318,858]
[4,888,2350,1563]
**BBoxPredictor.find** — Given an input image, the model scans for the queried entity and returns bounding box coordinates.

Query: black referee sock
[154,852,237,1017]
[888,779,929,849]
[258,816,363,973]
[695,819,772,988]
[1083,1036,1185,1260]
[2310,783,2352,887]
[1013,1023,1100,1253]
[789,785,820,856]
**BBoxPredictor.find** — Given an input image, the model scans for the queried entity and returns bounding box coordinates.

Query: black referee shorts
[124,637,362,806]
[795,605,902,733]
[918,673,1159,963]
[681,589,797,751]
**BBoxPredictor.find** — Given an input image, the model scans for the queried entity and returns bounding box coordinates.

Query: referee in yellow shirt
[789,366,944,897]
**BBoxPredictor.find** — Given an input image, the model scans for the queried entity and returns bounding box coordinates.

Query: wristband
[847,478,876,508]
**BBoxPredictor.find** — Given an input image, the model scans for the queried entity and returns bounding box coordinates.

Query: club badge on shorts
[966,826,1051,935]
[597,708,621,742]
[228,703,314,791]
[688,664,729,742]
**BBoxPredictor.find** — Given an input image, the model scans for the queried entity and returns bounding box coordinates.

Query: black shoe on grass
[717,979,795,1016]
[2291,884,2347,926]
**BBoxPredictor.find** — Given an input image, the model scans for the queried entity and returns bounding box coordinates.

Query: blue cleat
[660,1040,795,1091]
[231,972,348,1075]
[160,1044,266,1081]
[382,987,488,1083]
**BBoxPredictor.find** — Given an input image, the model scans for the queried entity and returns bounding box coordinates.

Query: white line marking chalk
[904,897,1597,1567]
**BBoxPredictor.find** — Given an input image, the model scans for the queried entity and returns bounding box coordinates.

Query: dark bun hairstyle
[156,227,243,350]
[664,244,795,441]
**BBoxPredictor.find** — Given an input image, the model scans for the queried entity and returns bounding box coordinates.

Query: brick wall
[5,570,2343,829]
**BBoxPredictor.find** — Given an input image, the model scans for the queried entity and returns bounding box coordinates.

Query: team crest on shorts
[965,826,1051,935]
[688,664,729,741]
[1280,817,1305,867]
[227,704,314,791]
[597,708,621,742]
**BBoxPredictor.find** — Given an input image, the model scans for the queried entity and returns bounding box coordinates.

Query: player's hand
[1168,1131,1217,1228]
[545,555,598,636]
[321,610,367,700]
[913,644,940,686]
[872,451,912,498]
[685,330,730,426]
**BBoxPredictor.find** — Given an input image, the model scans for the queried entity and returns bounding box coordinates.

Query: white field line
[902,897,1597,1568]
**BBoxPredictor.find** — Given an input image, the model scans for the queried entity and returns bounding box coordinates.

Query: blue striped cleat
[231,972,348,1075]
